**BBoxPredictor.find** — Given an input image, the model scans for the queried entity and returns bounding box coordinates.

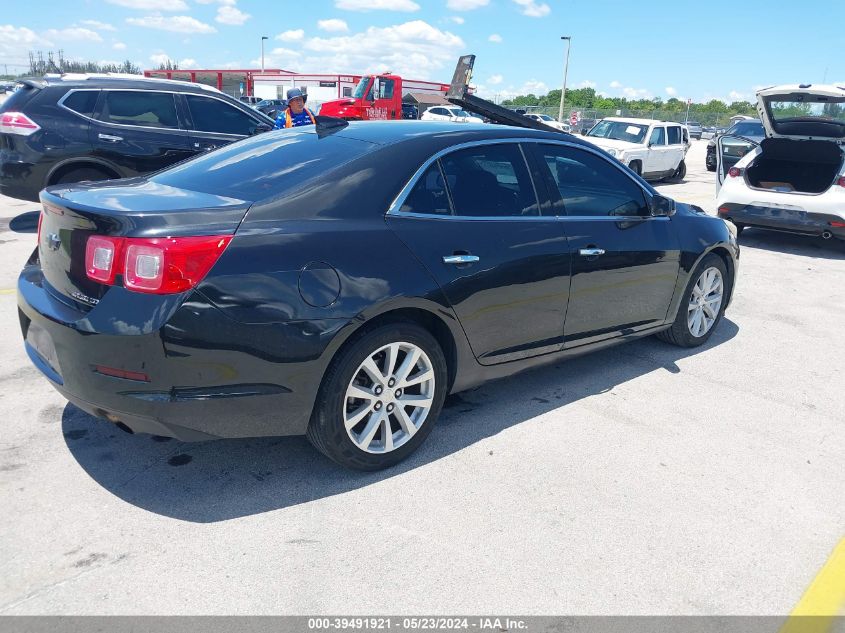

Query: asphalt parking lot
[0,139,842,615]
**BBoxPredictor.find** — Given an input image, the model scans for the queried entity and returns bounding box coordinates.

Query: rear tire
[656,254,728,348]
[53,167,114,186]
[671,160,687,182]
[306,322,448,471]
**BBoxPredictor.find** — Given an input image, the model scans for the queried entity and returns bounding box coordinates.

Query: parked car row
[0,75,274,201]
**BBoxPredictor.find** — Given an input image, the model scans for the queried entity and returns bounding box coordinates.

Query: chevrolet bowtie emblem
[47,233,61,251]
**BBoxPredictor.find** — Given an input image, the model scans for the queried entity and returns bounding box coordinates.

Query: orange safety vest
[284,107,316,128]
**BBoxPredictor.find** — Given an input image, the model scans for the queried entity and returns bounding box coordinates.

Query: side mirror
[253,123,272,135]
[649,194,676,217]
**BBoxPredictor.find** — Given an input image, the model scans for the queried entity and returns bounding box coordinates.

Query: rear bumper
[18,264,347,441]
[717,203,845,239]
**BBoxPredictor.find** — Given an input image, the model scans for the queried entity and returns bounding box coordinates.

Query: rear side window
[440,144,539,217]
[400,162,452,215]
[667,126,682,145]
[536,144,648,217]
[186,95,260,136]
[101,91,179,129]
[62,90,99,117]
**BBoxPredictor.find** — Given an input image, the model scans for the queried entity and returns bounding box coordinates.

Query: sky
[2,0,843,103]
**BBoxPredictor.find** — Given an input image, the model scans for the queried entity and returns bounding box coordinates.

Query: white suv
[523,112,571,132]
[420,106,483,124]
[584,117,688,181]
[715,84,845,244]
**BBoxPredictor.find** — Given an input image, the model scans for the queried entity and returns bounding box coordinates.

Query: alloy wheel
[687,267,724,337]
[344,342,436,454]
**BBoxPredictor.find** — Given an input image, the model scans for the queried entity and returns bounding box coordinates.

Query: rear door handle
[579,248,606,257]
[443,254,480,265]
[98,133,123,142]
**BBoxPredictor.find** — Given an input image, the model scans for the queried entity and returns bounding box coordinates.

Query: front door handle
[579,247,606,257]
[98,133,123,142]
[443,254,480,265]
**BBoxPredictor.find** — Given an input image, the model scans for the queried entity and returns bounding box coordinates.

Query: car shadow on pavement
[7,210,40,233]
[61,318,739,523]
[739,229,845,259]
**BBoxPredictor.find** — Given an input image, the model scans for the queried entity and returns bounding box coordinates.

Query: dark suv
[0,76,273,201]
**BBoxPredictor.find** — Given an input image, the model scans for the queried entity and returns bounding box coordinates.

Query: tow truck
[319,73,449,121]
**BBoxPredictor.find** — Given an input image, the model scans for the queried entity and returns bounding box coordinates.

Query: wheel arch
[45,158,122,187]
[321,302,465,396]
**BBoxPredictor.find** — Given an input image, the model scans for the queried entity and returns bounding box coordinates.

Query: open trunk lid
[37,179,250,310]
[757,84,845,142]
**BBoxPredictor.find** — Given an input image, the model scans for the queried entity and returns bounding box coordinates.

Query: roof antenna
[314,115,349,138]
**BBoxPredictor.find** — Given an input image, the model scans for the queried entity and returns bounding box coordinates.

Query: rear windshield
[730,121,764,137]
[150,129,379,202]
[770,99,845,124]
[0,83,39,113]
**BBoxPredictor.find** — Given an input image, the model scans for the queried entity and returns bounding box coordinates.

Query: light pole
[260,36,268,72]
[557,36,571,124]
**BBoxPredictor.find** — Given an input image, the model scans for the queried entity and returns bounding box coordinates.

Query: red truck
[319,73,449,121]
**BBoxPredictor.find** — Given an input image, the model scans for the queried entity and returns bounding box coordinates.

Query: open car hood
[757,84,845,143]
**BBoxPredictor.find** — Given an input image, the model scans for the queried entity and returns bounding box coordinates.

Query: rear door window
[440,144,539,217]
[101,91,179,129]
[667,126,682,145]
[185,95,260,136]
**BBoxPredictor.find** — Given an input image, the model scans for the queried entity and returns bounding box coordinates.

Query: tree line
[502,86,758,117]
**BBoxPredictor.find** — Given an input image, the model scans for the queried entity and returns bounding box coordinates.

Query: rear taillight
[728,167,743,178]
[0,112,40,136]
[36,211,43,245]
[85,235,123,284]
[85,235,231,294]
[837,176,845,188]
[830,221,845,228]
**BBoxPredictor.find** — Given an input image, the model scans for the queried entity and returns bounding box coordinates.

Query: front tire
[657,254,728,348]
[628,160,642,177]
[307,322,448,471]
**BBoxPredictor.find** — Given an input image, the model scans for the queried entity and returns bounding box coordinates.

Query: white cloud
[219,60,242,69]
[296,20,463,79]
[317,19,349,32]
[179,58,199,69]
[253,47,301,67]
[149,53,171,66]
[447,0,489,9]
[488,33,502,43]
[609,80,622,89]
[449,16,465,24]
[216,4,251,25]
[622,86,653,99]
[276,29,305,41]
[113,41,127,50]
[512,0,550,17]
[577,80,596,89]
[126,16,217,34]
[665,86,677,97]
[107,0,188,9]
[518,79,547,95]
[728,90,748,102]
[79,20,117,31]
[335,0,420,11]
[0,26,44,61]
[43,28,103,42]
[488,74,503,85]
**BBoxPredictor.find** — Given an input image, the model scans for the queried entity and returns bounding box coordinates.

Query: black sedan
[706,120,765,171]
[18,121,738,470]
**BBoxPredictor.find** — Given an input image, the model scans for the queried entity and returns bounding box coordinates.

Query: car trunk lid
[757,84,845,142]
[37,179,250,310]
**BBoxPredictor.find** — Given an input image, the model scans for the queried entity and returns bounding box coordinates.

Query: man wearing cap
[274,88,316,129]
